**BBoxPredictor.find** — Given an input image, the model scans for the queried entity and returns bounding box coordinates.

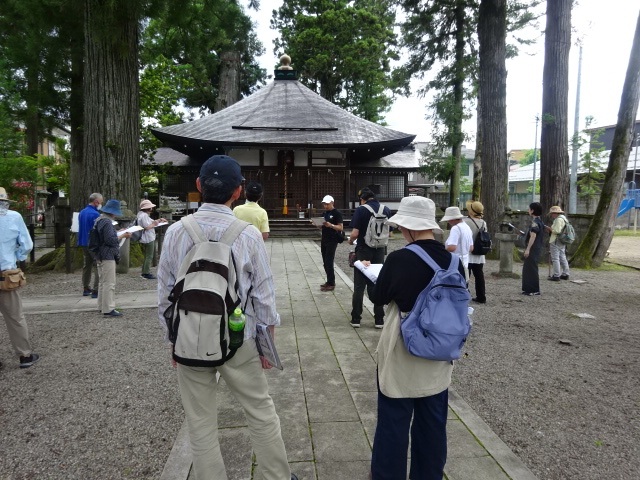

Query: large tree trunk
[68,12,85,211]
[81,0,140,211]
[215,51,241,112]
[473,94,483,201]
[25,67,40,157]
[449,0,466,207]
[540,0,571,211]
[478,0,508,237]
[572,13,640,268]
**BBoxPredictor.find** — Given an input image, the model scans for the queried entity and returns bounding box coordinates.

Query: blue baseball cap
[199,155,244,189]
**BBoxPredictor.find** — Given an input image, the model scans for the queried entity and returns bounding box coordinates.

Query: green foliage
[526,178,540,194]
[519,149,537,166]
[271,0,400,123]
[141,0,266,114]
[575,117,606,205]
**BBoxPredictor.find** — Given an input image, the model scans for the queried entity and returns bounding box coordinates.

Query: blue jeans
[371,387,448,480]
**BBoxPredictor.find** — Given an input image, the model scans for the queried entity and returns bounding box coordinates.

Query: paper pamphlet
[156,221,169,227]
[255,324,283,370]
[117,225,143,237]
[354,261,383,283]
[310,217,325,227]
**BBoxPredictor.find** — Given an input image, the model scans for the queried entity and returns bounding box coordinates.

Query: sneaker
[104,309,123,317]
[91,290,98,299]
[350,320,361,328]
[83,289,92,296]
[141,273,157,280]
[472,298,486,304]
[19,353,41,369]
[525,292,541,296]
[548,276,560,282]
[320,284,335,291]
[560,274,570,280]
[374,323,384,329]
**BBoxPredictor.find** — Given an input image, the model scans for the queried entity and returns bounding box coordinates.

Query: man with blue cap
[157,155,298,480]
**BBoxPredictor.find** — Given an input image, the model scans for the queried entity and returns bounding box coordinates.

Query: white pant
[550,242,570,277]
[177,340,291,480]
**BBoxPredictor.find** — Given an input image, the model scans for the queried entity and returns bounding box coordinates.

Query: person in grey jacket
[93,199,131,317]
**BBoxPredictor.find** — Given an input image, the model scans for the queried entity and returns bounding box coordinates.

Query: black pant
[468,262,486,302]
[321,241,338,285]
[522,249,541,294]
[351,246,385,323]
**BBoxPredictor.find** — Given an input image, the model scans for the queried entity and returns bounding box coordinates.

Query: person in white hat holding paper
[369,196,464,479]
[441,206,474,276]
[137,199,167,280]
[319,194,343,291]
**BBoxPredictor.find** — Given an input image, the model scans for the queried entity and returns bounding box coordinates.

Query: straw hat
[139,199,156,210]
[0,187,15,203]
[387,196,442,232]
[465,200,484,218]
[549,206,564,214]
[441,206,465,222]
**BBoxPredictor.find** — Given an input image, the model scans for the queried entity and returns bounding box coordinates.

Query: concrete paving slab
[316,460,371,480]
[310,421,371,462]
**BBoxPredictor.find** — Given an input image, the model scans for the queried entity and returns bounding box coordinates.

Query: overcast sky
[247,1,639,151]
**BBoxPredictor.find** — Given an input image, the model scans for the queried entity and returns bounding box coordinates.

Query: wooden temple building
[151,56,417,217]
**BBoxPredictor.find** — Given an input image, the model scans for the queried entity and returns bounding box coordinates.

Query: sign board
[187,191,201,202]
[160,195,187,215]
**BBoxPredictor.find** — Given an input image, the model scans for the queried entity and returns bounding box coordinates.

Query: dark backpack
[362,204,389,248]
[88,217,107,260]
[163,215,250,367]
[130,216,143,243]
[400,245,471,362]
[470,218,492,255]
[558,216,576,245]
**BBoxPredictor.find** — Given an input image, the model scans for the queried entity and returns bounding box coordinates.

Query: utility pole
[531,115,540,203]
[569,43,583,213]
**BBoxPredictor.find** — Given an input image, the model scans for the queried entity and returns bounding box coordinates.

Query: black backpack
[88,217,107,260]
[470,218,492,255]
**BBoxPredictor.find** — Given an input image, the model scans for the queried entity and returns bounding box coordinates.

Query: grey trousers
[550,242,570,277]
[82,246,99,291]
[0,288,32,357]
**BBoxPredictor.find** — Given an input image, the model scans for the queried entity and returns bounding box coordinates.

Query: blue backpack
[400,245,471,362]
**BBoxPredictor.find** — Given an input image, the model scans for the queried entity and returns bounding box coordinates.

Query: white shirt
[157,203,280,344]
[446,221,474,268]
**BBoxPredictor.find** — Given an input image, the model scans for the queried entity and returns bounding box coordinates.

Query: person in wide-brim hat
[549,205,564,214]
[465,200,484,219]
[387,196,442,233]
[101,199,123,217]
[0,187,16,203]
[440,206,466,222]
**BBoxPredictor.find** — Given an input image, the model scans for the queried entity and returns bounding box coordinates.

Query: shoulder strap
[220,219,250,246]
[181,215,207,244]
[362,204,375,215]
[469,217,479,229]
[406,244,460,274]
[377,204,385,216]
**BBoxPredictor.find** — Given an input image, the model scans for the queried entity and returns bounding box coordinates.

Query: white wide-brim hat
[441,206,465,222]
[387,196,442,232]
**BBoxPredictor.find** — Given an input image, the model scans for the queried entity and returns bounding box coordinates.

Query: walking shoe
[291,475,299,480]
[320,282,330,288]
[83,289,92,296]
[104,309,123,317]
[141,273,156,280]
[374,323,384,329]
[320,284,335,291]
[472,297,486,304]
[560,274,570,280]
[91,290,98,299]
[548,276,560,281]
[350,320,361,328]
[524,292,541,296]
[19,353,41,369]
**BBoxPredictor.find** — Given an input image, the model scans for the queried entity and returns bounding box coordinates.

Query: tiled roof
[152,79,415,161]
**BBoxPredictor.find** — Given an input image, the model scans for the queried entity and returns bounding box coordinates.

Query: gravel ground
[334,234,640,480]
[2,238,639,480]
[0,266,180,480]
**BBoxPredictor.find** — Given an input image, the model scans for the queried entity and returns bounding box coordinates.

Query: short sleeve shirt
[321,208,343,243]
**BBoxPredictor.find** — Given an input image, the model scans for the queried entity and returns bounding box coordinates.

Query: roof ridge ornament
[275,54,298,80]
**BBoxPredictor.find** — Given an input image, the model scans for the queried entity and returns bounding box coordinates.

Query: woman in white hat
[368,196,464,480]
[137,199,167,280]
